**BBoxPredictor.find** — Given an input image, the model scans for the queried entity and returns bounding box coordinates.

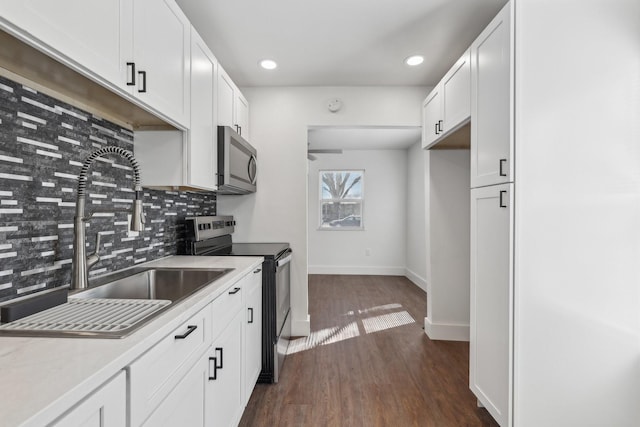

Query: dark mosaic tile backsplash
[0,76,216,302]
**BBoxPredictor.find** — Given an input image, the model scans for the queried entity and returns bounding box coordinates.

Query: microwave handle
[248,155,257,184]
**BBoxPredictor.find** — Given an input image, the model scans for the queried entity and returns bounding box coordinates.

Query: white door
[244,269,262,405]
[470,183,513,427]
[0,0,132,88]
[188,28,218,190]
[141,357,207,427]
[470,3,511,188]
[206,310,244,427]
[421,87,441,149]
[441,49,471,133]
[132,0,190,127]
[52,372,126,427]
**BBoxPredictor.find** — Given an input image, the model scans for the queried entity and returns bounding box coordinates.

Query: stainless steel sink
[72,267,233,302]
[0,267,233,338]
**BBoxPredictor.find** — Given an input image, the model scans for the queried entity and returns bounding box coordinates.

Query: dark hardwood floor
[239,275,498,427]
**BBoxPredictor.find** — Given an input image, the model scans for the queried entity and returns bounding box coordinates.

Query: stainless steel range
[182,216,291,383]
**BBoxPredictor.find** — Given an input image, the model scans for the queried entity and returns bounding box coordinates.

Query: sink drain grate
[0,298,171,336]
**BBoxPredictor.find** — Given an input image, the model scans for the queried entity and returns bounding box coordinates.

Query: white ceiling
[308,127,421,151]
[175,0,508,87]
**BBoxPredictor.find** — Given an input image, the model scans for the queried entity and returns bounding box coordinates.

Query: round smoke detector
[327,98,343,113]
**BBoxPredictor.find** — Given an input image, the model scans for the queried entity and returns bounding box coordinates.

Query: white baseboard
[405,268,427,292]
[292,314,310,337]
[308,265,405,276]
[424,316,469,342]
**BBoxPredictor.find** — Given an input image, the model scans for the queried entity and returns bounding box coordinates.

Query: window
[319,170,364,230]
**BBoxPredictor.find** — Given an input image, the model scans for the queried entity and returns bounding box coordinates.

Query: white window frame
[318,169,364,231]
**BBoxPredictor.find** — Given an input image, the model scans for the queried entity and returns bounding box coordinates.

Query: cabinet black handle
[138,70,147,93]
[174,324,197,339]
[499,158,507,176]
[208,356,218,380]
[228,287,240,295]
[234,124,239,133]
[253,268,261,274]
[248,307,254,324]
[215,347,223,369]
[499,190,507,208]
[434,123,439,135]
[126,62,136,86]
[438,120,443,133]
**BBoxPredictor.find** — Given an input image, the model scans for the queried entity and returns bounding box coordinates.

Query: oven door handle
[276,253,292,268]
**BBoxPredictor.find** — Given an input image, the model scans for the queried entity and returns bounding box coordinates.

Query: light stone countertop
[0,255,263,427]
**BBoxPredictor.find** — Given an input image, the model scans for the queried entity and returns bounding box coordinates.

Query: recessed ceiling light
[404,55,424,66]
[259,59,278,70]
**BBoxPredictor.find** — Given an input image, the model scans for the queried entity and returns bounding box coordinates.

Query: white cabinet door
[206,309,244,427]
[441,49,470,133]
[52,372,126,427]
[188,27,218,190]
[244,268,262,405]
[470,183,513,427]
[0,0,132,88]
[235,91,249,140]
[142,356,207,427]
[470,3,512,188]
[217,66,235,128]
[132,0,190,127]
[421,88,441,149]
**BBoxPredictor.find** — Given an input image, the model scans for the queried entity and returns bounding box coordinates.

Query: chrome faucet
[71,147,145,290]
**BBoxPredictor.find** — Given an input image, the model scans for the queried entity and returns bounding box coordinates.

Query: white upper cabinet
[421,49,470,149]
[188,27,218,190]
[0,0,190,128]
[218,65,250,140]
[441,50,471,133]
[131,0,190,128]
[0,0,132,88]
[470,4,512,188]
[422,87,441,149]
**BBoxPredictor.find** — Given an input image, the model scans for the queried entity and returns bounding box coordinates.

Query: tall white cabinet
[469,3,512,426]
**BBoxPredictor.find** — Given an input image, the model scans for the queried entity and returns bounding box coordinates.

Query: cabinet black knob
[126,62,136,86]
[138,70,147,93]
[174,324,197,339]
[499,190,507,208]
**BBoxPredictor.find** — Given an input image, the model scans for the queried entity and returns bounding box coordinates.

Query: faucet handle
[87,233,101,270]
[93,233,101,255]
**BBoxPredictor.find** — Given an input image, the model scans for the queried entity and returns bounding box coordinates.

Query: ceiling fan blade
[308,149,343,154]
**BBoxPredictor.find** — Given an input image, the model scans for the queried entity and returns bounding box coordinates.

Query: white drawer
[129,305,212,427]
[210,276,246,340]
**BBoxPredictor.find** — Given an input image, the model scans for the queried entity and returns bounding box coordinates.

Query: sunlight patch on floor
[288,322,359,354]
[288,305,416,354]
[361,310,415,334]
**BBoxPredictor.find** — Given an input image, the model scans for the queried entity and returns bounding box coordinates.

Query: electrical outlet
[127,214,139,238]
[365,248,371,256]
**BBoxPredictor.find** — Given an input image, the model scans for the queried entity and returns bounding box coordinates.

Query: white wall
[405,141,427,290]
[425,149,470,341]
[308,149,407,275]
[218,86,427,335]
[514,0,640,425]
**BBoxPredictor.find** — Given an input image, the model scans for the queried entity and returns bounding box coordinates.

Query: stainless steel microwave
[217,126,257,194]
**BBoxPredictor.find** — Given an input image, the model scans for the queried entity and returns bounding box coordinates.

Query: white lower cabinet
[205,310,244,427]
[125,267,261,427]
[52,371,126,427]
[243,268,262,405]
[141,356,207,427]
[470,183,513,426]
